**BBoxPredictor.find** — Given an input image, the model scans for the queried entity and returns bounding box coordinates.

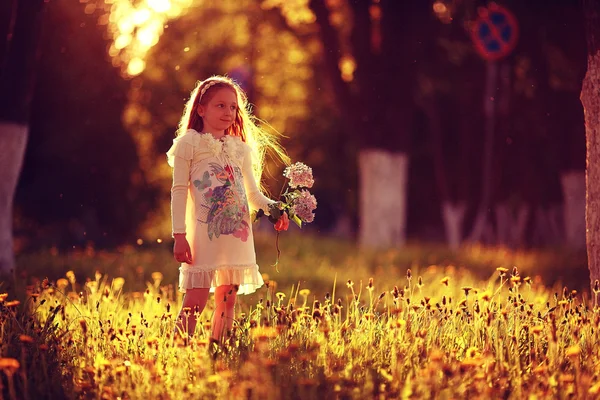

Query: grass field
[1,233,596,399]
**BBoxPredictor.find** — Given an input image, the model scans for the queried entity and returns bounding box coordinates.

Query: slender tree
[0,0,46,276]
[308,0,430,248]
[581,0,600,302]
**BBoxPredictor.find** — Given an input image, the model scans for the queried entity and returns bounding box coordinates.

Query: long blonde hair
[176,75,289,183]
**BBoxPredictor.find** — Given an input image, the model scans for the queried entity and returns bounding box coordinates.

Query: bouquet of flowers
[255,162,317,267]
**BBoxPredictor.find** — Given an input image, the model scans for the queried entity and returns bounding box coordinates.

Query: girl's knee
[183,288,209,307]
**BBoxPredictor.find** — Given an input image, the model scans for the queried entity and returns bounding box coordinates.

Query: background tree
[581,0,600,300]
[308,0,432,248]
[0,0,46,275]
[14,0,150,250]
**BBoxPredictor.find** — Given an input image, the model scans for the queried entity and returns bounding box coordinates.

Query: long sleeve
[242,150,276,214]
[167,132,195,235]
[171,155,190,234]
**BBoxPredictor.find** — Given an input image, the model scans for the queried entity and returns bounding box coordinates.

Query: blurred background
[7,0,588,259]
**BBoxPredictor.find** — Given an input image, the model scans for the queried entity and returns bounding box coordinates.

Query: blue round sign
[470,3,519,61]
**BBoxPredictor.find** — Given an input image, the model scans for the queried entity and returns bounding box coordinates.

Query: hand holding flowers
[255,162,317,268]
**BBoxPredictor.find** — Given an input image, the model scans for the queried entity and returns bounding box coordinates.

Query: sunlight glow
[97,0,193,77]
[339,55,356,82]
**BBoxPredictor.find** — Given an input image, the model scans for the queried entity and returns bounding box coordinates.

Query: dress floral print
[198,162,250,242]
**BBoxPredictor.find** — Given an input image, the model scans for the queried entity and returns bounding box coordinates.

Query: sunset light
[94,0,193,77]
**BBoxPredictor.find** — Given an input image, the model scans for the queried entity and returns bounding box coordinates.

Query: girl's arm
[242,151,276,214]
[171,156,190,235]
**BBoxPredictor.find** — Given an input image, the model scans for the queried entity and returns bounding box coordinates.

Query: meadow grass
[1,233,597,399]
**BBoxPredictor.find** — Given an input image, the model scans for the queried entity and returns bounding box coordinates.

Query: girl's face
[197,87,238,135]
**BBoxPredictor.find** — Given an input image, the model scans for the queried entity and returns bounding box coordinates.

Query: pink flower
[283,162,314,189]
[291,190,317,223]
[233,221,249,242]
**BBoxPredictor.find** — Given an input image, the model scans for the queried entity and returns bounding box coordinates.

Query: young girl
[166,75,289,343]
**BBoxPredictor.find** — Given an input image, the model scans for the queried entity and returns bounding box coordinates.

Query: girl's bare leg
[211,285,237,342]
[176,288,210,338]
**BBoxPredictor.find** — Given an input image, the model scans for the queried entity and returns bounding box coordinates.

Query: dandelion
[566,345,580,358]
[283,162,314,189]
[112,277,125,291]
[66,270,76,285]
[151,272,163,284]
[56,278,69,290]
[19,335,34,344]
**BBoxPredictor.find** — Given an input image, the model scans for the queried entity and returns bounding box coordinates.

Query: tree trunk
[0,0,46,275]
[581,0,600,304]
[358,150,408,248]
[442,201,467,250]
[494,202,530,248]
[560,171,586,249]
[0,124,28,274]
[469,61,498,243]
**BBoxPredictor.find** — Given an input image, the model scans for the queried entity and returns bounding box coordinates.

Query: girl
[167,75,289,344]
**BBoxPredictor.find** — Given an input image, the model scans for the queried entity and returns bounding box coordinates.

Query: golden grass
[1,234,596,399]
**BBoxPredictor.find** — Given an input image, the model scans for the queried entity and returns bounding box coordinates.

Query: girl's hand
[173,234,193,264]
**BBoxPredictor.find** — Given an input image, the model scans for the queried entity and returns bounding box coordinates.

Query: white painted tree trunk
[0,122,28,275]
[358,150,408,248]
[441,201,466,250]
[560,171,586,249]
[494,203,530,247]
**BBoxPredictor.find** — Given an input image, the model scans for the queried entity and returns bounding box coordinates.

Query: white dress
[166,129,274,295]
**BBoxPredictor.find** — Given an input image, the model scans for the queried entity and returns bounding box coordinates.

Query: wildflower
[0,293,7,303]
[66,270,76,284]
[56,279,69,290]
[283,162,314,189]
[276,292,286,301]
[440,277,449,286]
[151,272,163,283]
[407,269,412,280]
[479,291,491,302]
[112,277,125,291]
[496,267,508,275]
[347,280,354,288]
[461,286,472,296]
[0,358,20,375]
[368,278,374,292]
[19,335,34,344]
[566,345,580,358]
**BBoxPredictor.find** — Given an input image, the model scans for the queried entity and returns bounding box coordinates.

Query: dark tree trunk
[0,0,46,275]
[581,0,600,304]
